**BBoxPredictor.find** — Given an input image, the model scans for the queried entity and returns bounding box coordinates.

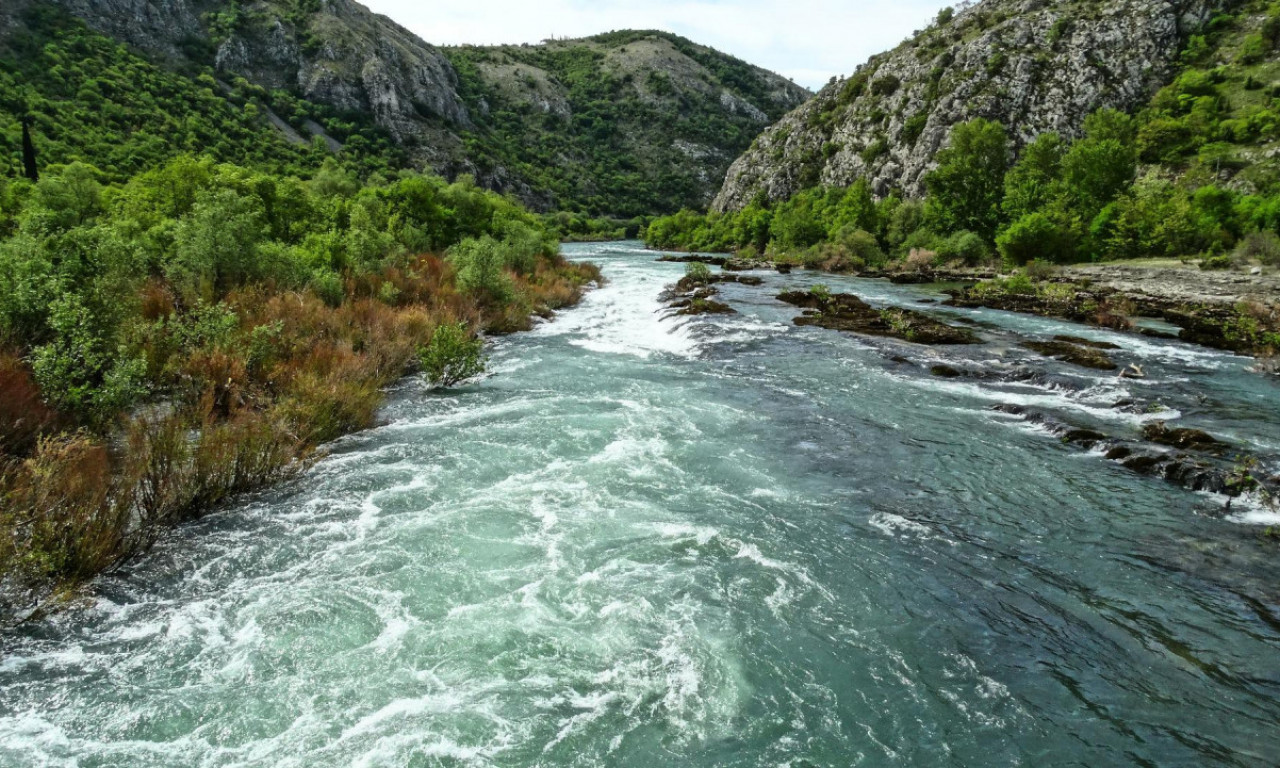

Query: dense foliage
[646,109,1280,269]
[0,156,599,601]
[446,31,805,217]
[0,6,406,184]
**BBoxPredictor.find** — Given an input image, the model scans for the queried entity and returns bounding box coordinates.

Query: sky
[361,0,953,91]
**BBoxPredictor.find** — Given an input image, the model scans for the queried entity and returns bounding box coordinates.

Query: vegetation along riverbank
[0,158,599,620]
[644,110,1280,359]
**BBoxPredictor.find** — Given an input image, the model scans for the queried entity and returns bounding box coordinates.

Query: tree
[1060,138,1136,221]
[1002,133,1064,222]
[21,117,39,183]
[827,179,879,238]
[448,236,513,303]
[169,187,268,300]
[923,119,1010,240]
[997,212,1078,265]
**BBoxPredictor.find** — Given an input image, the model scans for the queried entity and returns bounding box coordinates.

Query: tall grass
[0,251,599,615]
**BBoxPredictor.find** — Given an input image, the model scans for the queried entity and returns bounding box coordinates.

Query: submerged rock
[930,364,963,378]
[662,270,766,316]
[658,254,728,267]
[1054,335,1121,350]
[1063,428,1109,448]
[724,257,772,272]
[989,404,1273,499]
[1022,340,1117,370]
[778,291,981,345]
[674,298,736,316]
[1143,421,1226,453]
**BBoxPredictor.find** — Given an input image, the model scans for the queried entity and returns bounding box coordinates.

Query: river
[2,241,1278,766]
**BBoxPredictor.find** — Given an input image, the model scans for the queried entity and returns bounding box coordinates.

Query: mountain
[0,0,808,215]
[444,32,811,215]
[713,0,1228,212]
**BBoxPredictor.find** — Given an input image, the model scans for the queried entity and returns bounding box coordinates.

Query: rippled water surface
[3,242,1280,767]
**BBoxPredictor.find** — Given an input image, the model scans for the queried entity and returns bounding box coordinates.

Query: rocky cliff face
[713,0,1231,212]
[215,0,470,144]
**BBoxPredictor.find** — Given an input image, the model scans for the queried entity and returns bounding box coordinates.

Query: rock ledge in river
[778,290,980,345]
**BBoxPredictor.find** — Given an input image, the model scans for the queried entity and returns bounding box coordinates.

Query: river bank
[660,252,1280,358]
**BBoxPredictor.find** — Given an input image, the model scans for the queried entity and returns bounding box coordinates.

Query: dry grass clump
[0,352,61,458]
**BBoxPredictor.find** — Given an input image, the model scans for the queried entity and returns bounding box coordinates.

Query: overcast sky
[361,0,953,91]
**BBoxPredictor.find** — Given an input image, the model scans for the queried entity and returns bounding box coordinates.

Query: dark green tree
[21,117,39,182]
[923,119,1010,239]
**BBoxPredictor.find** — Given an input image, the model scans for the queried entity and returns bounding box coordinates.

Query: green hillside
[445,31,810,216]
[0,6,404,184]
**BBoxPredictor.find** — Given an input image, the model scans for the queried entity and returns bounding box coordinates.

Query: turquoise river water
[2,242,1279,767]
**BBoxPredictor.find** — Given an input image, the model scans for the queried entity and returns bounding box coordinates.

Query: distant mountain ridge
[0,0,809,214]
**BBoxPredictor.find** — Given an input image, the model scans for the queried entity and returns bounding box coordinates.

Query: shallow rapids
[2,242,1278,767]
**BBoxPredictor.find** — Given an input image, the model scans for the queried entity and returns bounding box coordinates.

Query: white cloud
[361,0,952,91]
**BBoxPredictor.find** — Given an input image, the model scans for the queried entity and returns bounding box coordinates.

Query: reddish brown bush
[0,352,60,458]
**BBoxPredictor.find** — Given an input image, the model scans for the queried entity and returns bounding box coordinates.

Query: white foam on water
[0,714,74,765]
[534,261,698,359]
[650,522,720,546]
[1223,492,1280,525]
[869,512,932,539]
[906,373,1180,428]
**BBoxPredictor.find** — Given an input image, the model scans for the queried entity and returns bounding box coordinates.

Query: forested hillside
[445,31,810,215]
[0,6,406,183]
[0,1,806,216]
[712,0,1227,210]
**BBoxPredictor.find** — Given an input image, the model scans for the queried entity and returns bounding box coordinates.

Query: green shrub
[997,212,1076,265]
[684,262,713,283]
[449,236,515,304]
[1023,259,1058,281]
[936,231,990,266]
[871,75,901,97]
[1201,254,1233,270]
[901,114,928,145]
[29,295,145,427]
[419,323,487,388]
[310,270,345,308]
[1004,272,1036,294]
[861,137,890,163]
[1238,33,1272,65]
[1233,230,1280,265]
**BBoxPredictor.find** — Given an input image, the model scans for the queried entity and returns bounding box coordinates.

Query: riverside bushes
[419,323,487,388]
[0,157,599,611]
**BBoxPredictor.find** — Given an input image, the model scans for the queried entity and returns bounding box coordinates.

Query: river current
[2,241,1279,766]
